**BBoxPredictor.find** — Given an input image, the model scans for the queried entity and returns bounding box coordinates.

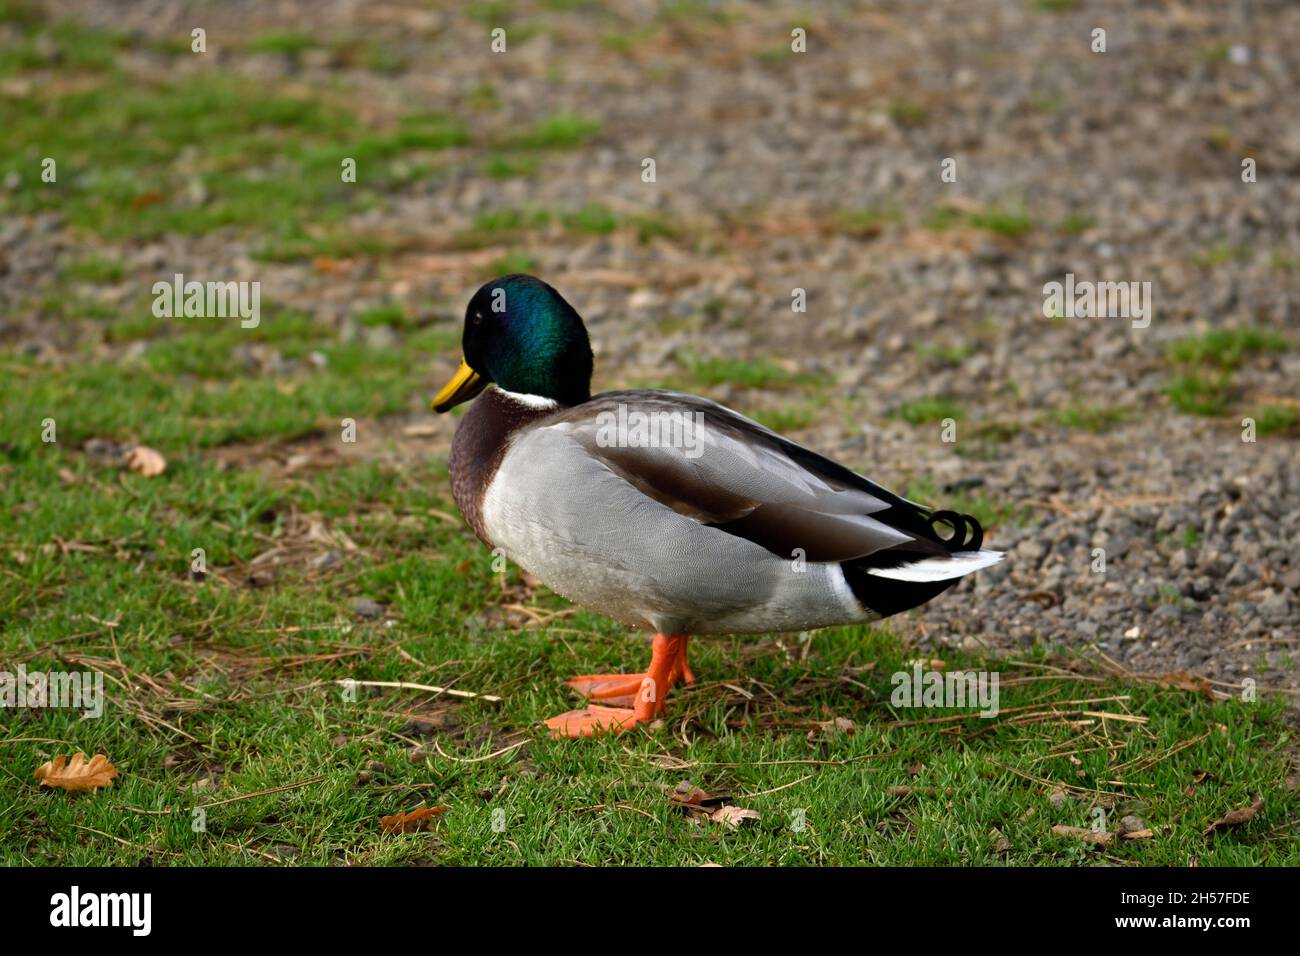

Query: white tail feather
[864,549,1004,583]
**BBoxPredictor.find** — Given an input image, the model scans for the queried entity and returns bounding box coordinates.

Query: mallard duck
[434,275,1003,737]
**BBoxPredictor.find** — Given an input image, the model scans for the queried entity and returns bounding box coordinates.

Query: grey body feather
[477,390,941,634]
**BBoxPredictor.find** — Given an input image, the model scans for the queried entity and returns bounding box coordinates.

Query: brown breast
[449,388,561,546]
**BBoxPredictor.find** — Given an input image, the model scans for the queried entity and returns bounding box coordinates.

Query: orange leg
[545,634,694,738]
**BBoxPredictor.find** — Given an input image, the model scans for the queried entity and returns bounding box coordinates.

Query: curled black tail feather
[927,510,984,552]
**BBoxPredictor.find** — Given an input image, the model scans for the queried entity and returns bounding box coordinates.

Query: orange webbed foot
[546,634,694,738]
[545,705,639,737]
[564,674,646,708]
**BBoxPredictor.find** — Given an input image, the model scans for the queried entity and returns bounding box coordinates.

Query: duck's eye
[473,312,484,326]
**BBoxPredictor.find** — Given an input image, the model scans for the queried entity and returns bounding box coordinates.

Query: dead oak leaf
[380,805,448,833]
[34,753,119,792]
[126,445,167,477]
[1204,797,1263,838]
[708,805,761,828]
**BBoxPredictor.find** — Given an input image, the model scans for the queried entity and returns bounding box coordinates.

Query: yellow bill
[432,358,487,413]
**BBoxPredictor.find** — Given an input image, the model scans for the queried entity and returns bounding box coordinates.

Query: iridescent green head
[432,274,594,412]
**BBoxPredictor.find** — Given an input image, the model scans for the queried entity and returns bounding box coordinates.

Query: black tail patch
[840,510,987,618]
[840,564,958,619]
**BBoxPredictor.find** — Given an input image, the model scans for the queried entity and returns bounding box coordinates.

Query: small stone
[1117,814,1146,834]
[1224,562,1252,587]
[350,597,385,620]
[1259,595,1290,624]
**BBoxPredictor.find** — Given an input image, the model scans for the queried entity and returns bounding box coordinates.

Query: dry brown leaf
[1120,829,1155,841]
[989,827,1012,853]
[808,716,855,741]
[1204,797,1263,838]
[126,445,166,477]
[380,805,448,833]
[668,780,756,827]
[708,805,761,828]
[668,780,729,808]
[886,785,939,798]
[311,256,354,275]
[34,753,118,792]
[1051,824,1113,847]
[1157,671,1219,700]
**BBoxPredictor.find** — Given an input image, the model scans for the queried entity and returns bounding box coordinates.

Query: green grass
[915,343,972,367]
[1163,326,1290,420]
[62,256,126,283]
[750,404,818,432]
[484,252,540,277]
[1,296,1293,871]
[505,114,602,150]
[482,154,539,179]
[1199,42,1231,64]
[887,100,929,127]
[1057,214,1094,236]
[832,208,898,238]
[892,396,963,426]
[355,302,415,330]
[925,204,1035,238]
[1,438,1293,866]
[563,204,620,235]
[459,205,675,247]
[0,17,126,74]
[247,30,317,56]
[681,355,811,390]
[1166,327,1288,372]
[0,70,468,249]
[472,207,554,235]
[1192,244,1250,268]
[1250,405,1300,436]
[1165,372,1232,417]
[1049,403,1132,433]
